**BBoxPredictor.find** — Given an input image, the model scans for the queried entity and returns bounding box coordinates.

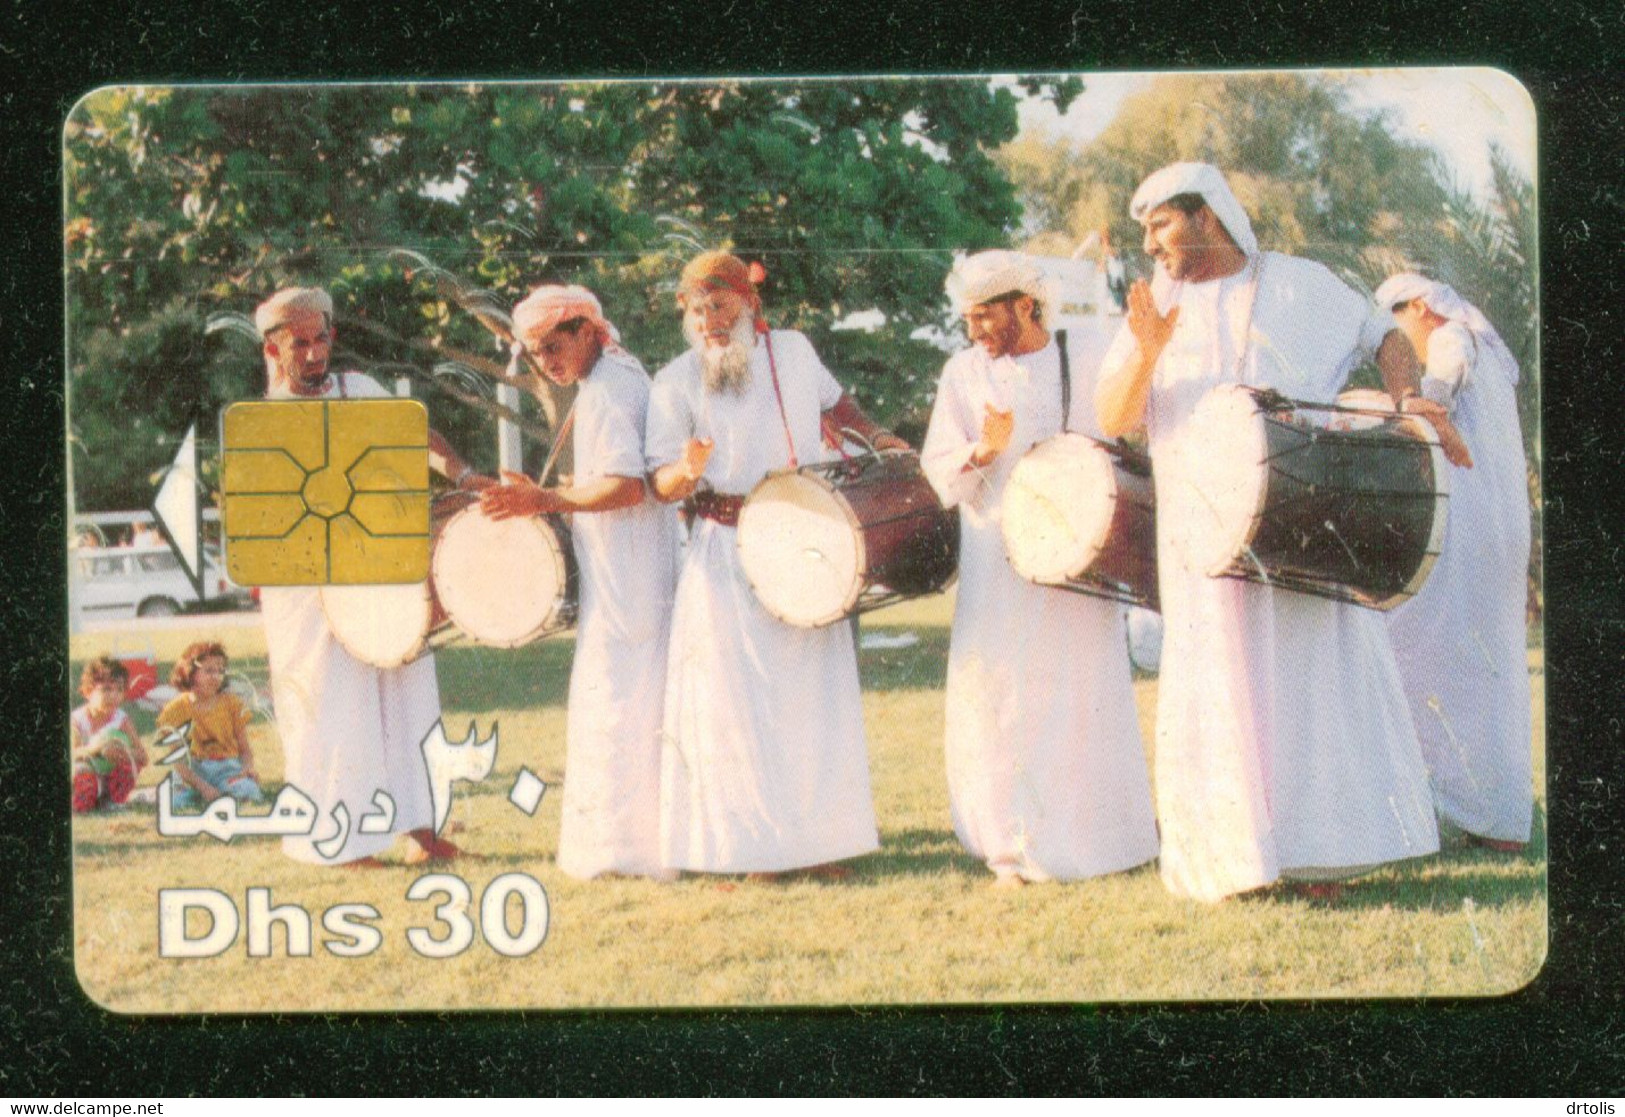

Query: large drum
[736,450,959,628]
[321,579,443,668]
[1190,384,1449,610]
[433,506,577,647]
[1001,432,1158,610]
[319,492,474,668]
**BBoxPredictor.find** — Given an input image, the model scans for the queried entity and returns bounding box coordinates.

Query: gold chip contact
[221,399,431,585]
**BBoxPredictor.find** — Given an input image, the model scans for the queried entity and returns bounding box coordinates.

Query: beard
[686,311,757,396]
[270,358,329,396]
[977,315,1023,359]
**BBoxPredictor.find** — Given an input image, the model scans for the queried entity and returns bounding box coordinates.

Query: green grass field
[69,593,1546,1011]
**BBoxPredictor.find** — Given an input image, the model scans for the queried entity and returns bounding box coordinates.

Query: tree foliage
[1000,73,1454,282]
[65,79,1081,510]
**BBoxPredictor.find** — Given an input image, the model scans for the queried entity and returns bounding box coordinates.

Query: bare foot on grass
[743,863,852,884]
[404,828,460,864]
[1285,881,1345,904]
[801,863,853,882]
[1467,834,1526,854]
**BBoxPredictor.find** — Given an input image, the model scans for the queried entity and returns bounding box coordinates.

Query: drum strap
[1236,254,1264,380]
[1056,329,1071,433]
[538,400,578,486]
[760,325,799,469]
[1166,252,1265,383]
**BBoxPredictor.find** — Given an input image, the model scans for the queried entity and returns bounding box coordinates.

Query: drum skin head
[433,508,568,647]
[737,473,862,628]
[320,581,433,668]
[1003,433,1116,584]
[1189,385,1270,577]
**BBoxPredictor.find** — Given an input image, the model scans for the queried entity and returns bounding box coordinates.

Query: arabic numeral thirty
[405,873,549,958]
[479,873,550,957]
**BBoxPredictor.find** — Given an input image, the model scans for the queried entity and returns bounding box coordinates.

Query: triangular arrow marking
[152,423,203,596]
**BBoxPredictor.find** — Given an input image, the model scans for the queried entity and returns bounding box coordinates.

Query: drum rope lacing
[1259,438,1443,508]
[1205,386,1446,609]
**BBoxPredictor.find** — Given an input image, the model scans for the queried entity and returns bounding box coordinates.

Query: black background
[3,0,1622,1097]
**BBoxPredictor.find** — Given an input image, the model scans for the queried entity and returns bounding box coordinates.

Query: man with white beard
[645,250,906,880]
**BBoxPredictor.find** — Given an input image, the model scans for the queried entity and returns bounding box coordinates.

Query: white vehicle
[70,511,251,623]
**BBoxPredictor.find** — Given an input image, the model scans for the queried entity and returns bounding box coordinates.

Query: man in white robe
[645,251,904,878]
[482,285,680,880]
[253,287,489,866]
[1376,273,1534,850]
[921,250,1158,886]
[1095,165,1466,902]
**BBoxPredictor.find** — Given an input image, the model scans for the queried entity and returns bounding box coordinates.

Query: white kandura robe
[646,330,879,873]
[556,351,681,880]
[1388,322,1533,842]
[259,372,436,865]
[921,326,1159,881]
[1097,254,1439,902]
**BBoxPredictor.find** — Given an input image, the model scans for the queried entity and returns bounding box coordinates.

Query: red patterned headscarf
[511,284,622,350]
[678,251,766,309]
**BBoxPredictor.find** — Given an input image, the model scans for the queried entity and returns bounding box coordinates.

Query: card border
[16,5,1623,1095]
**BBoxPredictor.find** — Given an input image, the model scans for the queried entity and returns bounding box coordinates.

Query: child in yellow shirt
[156,642,264,810]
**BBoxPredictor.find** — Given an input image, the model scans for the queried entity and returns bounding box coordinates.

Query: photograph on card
[64,69,1542,1011]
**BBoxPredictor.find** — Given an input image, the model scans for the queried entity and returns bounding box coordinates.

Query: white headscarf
[254,287,333,336]
[511,283,624,349]
[945,250,1052,318]
[1129,162,1259,257]
[1374,273,1518,382]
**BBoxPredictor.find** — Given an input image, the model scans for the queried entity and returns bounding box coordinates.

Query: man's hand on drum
[969,404,1014,468]
[481,471,565,520]
[1126,279,1179,366]
[1401,396,1475,468]
[822,395,910,454]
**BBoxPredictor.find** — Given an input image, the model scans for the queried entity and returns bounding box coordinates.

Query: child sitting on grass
[71,657,148,813]
[156,642,264,810]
